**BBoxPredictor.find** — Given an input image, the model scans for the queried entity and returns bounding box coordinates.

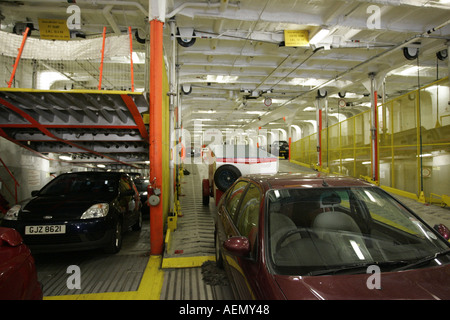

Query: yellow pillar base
[418,191,426,204]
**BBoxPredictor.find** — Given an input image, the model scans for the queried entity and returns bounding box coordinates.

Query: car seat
[312,192,372,262]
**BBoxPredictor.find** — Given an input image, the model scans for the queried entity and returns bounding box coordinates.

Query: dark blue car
[1,172,142,254]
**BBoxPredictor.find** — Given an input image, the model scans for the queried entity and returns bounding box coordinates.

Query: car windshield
[267,187,450,276]
[39,174,118,196]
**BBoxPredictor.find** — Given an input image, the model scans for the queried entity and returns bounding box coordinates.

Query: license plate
[25,225,66,235]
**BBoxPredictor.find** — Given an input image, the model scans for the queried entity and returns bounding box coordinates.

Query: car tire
[215,228,224,269]
[132,211,142,231]
[214,165,241,192]
[105,220,123,254]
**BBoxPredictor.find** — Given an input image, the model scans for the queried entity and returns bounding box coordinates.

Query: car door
[221,181,263,299]
[218,180,248,242]
[234,182,264,299]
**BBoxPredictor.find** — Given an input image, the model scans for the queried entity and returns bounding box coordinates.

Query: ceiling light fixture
[59,155,72,161]
[206,75,238,83]
[309,28,330,45]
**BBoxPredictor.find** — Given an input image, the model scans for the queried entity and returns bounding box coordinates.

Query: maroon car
[0,227,42,300]
[214,173,450,299]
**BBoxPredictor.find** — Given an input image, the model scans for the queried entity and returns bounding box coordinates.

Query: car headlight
[4,204,21,221]
[80,203,109,219]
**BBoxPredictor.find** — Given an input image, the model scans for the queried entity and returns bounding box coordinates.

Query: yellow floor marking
[44,255,164,300]
[161,255,215,269]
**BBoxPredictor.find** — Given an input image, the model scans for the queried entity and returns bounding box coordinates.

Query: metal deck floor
[160,163,235,299]
[36,221,151,297]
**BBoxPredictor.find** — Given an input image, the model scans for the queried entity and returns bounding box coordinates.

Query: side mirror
[223,236,251,258]
[31,190,40,197]
[434,224,450,240]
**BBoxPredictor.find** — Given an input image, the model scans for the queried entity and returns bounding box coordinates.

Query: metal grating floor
[36,221,151,297]
[164,164,215,259]
[160,163,235,300]
[161,267,233,300]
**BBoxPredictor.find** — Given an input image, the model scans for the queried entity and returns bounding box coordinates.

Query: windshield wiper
[393,249,450,272]
[307,261,408,276]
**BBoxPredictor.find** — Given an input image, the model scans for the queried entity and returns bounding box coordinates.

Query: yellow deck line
[0,87,142,95]
[44,255,164,300]
[161,255,215,269]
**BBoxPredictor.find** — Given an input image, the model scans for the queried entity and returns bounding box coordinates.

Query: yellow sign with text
[284,30,309,47]
[38,19,70,40]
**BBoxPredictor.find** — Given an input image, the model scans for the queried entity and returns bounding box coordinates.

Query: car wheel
[105,220,122,254]
[132,211,142,231]
[215,228,224,269]
[214,165,241,192]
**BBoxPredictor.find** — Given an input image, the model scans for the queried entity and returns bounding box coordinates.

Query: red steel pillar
[149,1,165,255]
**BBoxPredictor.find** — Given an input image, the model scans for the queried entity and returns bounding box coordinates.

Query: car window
[225,181,248,221]
[267,187,450,276]
[235,183,261,254]
[40,174,117,195]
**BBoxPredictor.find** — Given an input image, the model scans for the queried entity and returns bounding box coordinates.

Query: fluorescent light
[388,65,434,76]
[97,164,106,168]
[37,71,68,90]
[290,78,324,86]
[206,75,238,83]
[309,29,330,45]
[245,111,265,115]
[197,110,216,114]
[59,155,72,161]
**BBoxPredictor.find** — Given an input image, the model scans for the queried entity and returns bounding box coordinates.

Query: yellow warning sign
[38,19,70,40]
[284,30,309,47]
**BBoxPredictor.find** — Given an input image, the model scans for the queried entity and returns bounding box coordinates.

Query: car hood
[19,193,115,220]
[274,265,450,300]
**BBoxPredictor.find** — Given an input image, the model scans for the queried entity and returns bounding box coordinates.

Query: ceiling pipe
[102,5,121,34]
[166,1,239,19]
[354,0,450,10]
[14,0,148,16]
[244,19,450,131]
[286,19,450,106]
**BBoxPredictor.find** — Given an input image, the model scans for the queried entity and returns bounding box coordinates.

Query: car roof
[58,171,127,177]
[242,172,374,190]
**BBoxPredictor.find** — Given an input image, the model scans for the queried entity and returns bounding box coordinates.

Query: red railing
[0,157,20,205]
